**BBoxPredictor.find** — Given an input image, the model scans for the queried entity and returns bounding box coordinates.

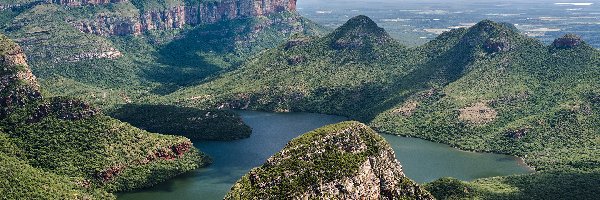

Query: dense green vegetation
[0,2,325,109]
[0,152,115,199]
[226,121,432,199]
[1,0,598,198]
[0,34,208,199]
[425,170,600,200]
[168,16,599,199]
[110,104,252,140]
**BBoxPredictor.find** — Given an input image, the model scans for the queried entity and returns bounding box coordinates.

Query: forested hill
[0,34,209,199]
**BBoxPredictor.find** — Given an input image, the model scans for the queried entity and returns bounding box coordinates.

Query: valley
[119,111,533,200]
[0,0,598,199]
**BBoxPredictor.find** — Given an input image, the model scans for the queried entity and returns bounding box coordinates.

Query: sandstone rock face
[49,0,128,7]
[59,0,297,36]
[226,121,434,200]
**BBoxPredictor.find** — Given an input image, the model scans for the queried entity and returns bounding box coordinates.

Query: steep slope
[225,121,433,200]
[167,15,417,117]
[0,0,324,108]
[0,34,208,198]
[371,21,600,172]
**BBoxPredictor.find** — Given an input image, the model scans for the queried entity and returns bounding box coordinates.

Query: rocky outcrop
[553,34,583,49]
[28,98,100,122]
[57,48,123,62]
[49,0,128,7]
[458,102,497,125]
[226,121,434,200]
[484,36,512,53]
[65,0,297,36]
[0,35,42,116]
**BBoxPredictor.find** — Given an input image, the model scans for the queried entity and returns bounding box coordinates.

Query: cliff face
[61,0,297,36]
[226,121,434,200]
[49,0,128,6]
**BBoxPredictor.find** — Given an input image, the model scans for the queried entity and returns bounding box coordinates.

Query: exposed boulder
[552,34,583,49]
[287,55,306,65]
[226,121,434,200]
[506,128,530,139]
[458,102,497,125]
[28,98,100,122]
[484,36,512,53]
[284,38,310,50]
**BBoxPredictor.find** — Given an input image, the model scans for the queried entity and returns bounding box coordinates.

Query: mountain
[167,15,414,116]
[225,121,433,200]
[0,0,324,108]
[170,16,599,199]
[0,34,209,199]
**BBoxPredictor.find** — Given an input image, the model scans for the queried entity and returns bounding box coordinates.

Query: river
[119,111,533,199]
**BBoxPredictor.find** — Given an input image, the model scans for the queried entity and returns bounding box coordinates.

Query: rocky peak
[225,121,434,199]
[330,15,392,50]
[552,34,583,49]
[461,20,519,52]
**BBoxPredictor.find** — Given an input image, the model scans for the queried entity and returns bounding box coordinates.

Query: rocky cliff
[49,0,128,6]
[60,0,297,36]
[226,121,434,200]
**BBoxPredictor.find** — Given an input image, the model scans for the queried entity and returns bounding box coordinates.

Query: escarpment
[54,0,297,36]
[226,121,433,200]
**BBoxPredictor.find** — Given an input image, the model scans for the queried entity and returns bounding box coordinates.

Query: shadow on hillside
[498,170,600,199]
[108,104,252,141]
[145,19,255,93]
[358,34,475,121]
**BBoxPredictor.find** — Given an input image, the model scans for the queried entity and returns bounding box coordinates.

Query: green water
[119,111,533,200]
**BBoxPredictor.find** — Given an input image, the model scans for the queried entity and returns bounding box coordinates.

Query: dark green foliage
[424,177,476,200]
[110,104,251,140]
[426,170,600,200]
[167,15,418,119]
[0,152,115,200]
